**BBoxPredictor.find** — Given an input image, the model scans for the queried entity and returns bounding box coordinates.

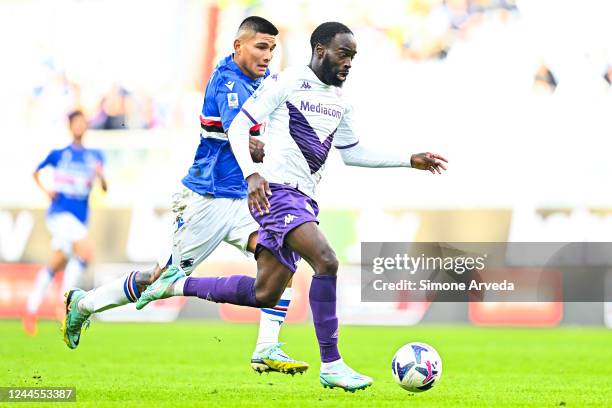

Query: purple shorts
[251,183,320,273]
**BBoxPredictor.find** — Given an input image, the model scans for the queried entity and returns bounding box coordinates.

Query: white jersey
[238,65,359,198]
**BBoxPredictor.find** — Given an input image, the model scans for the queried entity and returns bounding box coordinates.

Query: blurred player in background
[137,22,447,391]
[23,110,107,336]
[62,16,308,375]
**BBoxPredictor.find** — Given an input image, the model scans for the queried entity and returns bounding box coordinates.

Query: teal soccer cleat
[320,361,373,392]
[62,289,91,349]
[135,265,185,310]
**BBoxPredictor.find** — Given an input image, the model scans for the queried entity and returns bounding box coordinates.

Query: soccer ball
[391,342,442,392]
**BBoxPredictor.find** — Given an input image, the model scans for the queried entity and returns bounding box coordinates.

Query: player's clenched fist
[246,173,272,215]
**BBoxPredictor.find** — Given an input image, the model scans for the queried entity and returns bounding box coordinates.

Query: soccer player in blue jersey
[24,110,107,336]
[137,22,447,392]
[62,16,308,374]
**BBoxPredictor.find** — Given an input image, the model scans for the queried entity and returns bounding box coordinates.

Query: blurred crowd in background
[17,0,612,132]
[2,0,612,210]
[30,71,160,130]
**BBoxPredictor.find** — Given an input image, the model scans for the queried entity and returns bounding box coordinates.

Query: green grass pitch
[1,321,611,407]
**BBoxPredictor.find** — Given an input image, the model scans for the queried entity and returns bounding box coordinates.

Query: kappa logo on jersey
[225,81,235,91]
[300,81,312,89]
[227,93,239,109]
[284,214,298,226]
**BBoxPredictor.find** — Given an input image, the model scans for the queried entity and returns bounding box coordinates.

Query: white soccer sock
[26,267,54,314]
[61,257,86,300]
[171,277,187,296]
[78,271,140,314]
[256,287,293,346]
[320,358,344,373]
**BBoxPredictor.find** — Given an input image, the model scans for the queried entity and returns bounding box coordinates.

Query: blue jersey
[37,144,104,224]
[182,54,267,198]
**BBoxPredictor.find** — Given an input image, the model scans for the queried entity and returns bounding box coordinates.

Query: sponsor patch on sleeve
[227,93,239,109]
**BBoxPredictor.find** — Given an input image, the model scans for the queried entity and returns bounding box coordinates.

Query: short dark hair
[310,22,353,53]
[67,110,84,123]
[238,16,278,36]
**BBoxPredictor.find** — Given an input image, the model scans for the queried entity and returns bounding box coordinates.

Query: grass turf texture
[1,321,610,407]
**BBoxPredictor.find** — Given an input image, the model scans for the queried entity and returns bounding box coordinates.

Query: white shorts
[46,212,88,256]
[162,187,259,275]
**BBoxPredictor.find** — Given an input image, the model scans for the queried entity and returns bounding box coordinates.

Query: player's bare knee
[255,288,281,308]
[316,249,339,276]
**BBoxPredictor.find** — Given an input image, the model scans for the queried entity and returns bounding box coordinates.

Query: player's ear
[315,43,325,59]
[233,38,241,55]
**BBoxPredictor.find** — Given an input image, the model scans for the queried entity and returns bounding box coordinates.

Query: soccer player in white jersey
[137,22,447,391]
[24,110,107,336]
[62,16,308,375]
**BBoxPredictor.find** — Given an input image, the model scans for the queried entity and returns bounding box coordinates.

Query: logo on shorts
[284,214,297,226]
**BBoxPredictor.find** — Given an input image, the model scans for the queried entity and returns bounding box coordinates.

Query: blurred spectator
[446,0,472,32]
[604,65,612,86]
[126,93,161,129]
[29,64,82,127]
[400,0,518,61]
[90,83,132,130]
[533,63,558,93]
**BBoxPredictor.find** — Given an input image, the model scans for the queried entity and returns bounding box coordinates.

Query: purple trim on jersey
[335,141,359,150]
[286,102,336,174]
[241,108,257,125]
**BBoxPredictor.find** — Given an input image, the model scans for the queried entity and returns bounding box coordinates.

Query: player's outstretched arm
[338,143,448,174]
